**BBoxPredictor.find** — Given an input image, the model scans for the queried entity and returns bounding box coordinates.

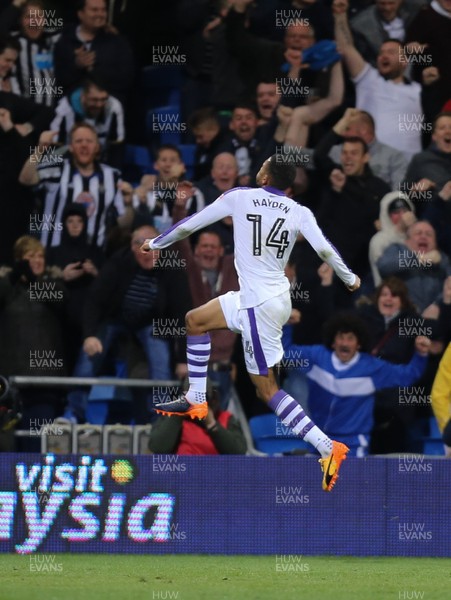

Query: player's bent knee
[185,310,199,334]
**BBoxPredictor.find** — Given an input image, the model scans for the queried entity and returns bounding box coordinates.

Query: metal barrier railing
[4,376,181,453]
[8,376,180,388]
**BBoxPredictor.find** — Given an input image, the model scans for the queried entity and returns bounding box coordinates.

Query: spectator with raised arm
[354,276,438,453]
[226,0,334,103]
[19,123,134,250]
[51,77,125,167]
[282,312,430,456]
[333,0,441,158]
[283,59,345,150]
[328,108,409,189]
[350,0,426,66]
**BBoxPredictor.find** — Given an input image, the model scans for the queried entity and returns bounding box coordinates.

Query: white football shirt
[150,186,356,308]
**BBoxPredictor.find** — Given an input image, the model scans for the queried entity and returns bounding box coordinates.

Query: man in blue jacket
[282,314,430,456]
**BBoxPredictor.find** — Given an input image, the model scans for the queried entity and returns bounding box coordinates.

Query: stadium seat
[147,105,182,146]
[123,144,154,184]
[411,416,445,456]
[179,144,196,180]
[422,417,445,456]
[140,65,182,109]
[86,369,133,425]
[249,413,311,455]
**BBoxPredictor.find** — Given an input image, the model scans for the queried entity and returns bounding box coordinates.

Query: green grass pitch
[1,554,449,600]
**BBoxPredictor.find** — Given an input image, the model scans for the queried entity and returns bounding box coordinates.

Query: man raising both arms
[141,156,361,491]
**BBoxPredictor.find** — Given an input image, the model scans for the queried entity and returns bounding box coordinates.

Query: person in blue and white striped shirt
[19,121,133,249]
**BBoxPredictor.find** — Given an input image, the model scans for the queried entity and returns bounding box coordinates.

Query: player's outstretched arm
[140,189,234,252]
[299,206,360,291]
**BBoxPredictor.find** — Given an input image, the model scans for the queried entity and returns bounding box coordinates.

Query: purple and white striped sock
[185,333,211,405]
[268,389,333,457]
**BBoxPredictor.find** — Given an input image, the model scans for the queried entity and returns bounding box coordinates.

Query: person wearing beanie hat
[369,191,416,286]
[46,203,104,371]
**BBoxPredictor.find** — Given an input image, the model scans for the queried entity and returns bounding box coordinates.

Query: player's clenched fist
[140,239,154,253]
[346,275,361,292]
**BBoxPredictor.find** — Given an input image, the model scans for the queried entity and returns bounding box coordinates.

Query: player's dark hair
[155,144,182,161]
[322,314,370,352]
[266,155,296,190]
[342,136,368,154]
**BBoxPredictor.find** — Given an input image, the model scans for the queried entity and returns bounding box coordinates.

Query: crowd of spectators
[0,0,450,455]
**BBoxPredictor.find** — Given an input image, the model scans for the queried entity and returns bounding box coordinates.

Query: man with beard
[18,122,133,249]
[282,313,430,456]
[333,0,440,158]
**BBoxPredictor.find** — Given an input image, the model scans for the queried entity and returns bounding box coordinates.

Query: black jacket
[54,25,134,102]
[82,247,192,361]
[314,129,390,276]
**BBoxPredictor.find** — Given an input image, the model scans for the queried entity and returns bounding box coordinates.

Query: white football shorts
[218,290,292,375]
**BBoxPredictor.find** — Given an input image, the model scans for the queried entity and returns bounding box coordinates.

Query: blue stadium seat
[123,144,154,184]
[411,416,445,456]
[86,383,133,426]
[249,413,311,455]
[140,66,182,110]
[179,144,197,180]
[422,417,444,455]
[147,105,182,146]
